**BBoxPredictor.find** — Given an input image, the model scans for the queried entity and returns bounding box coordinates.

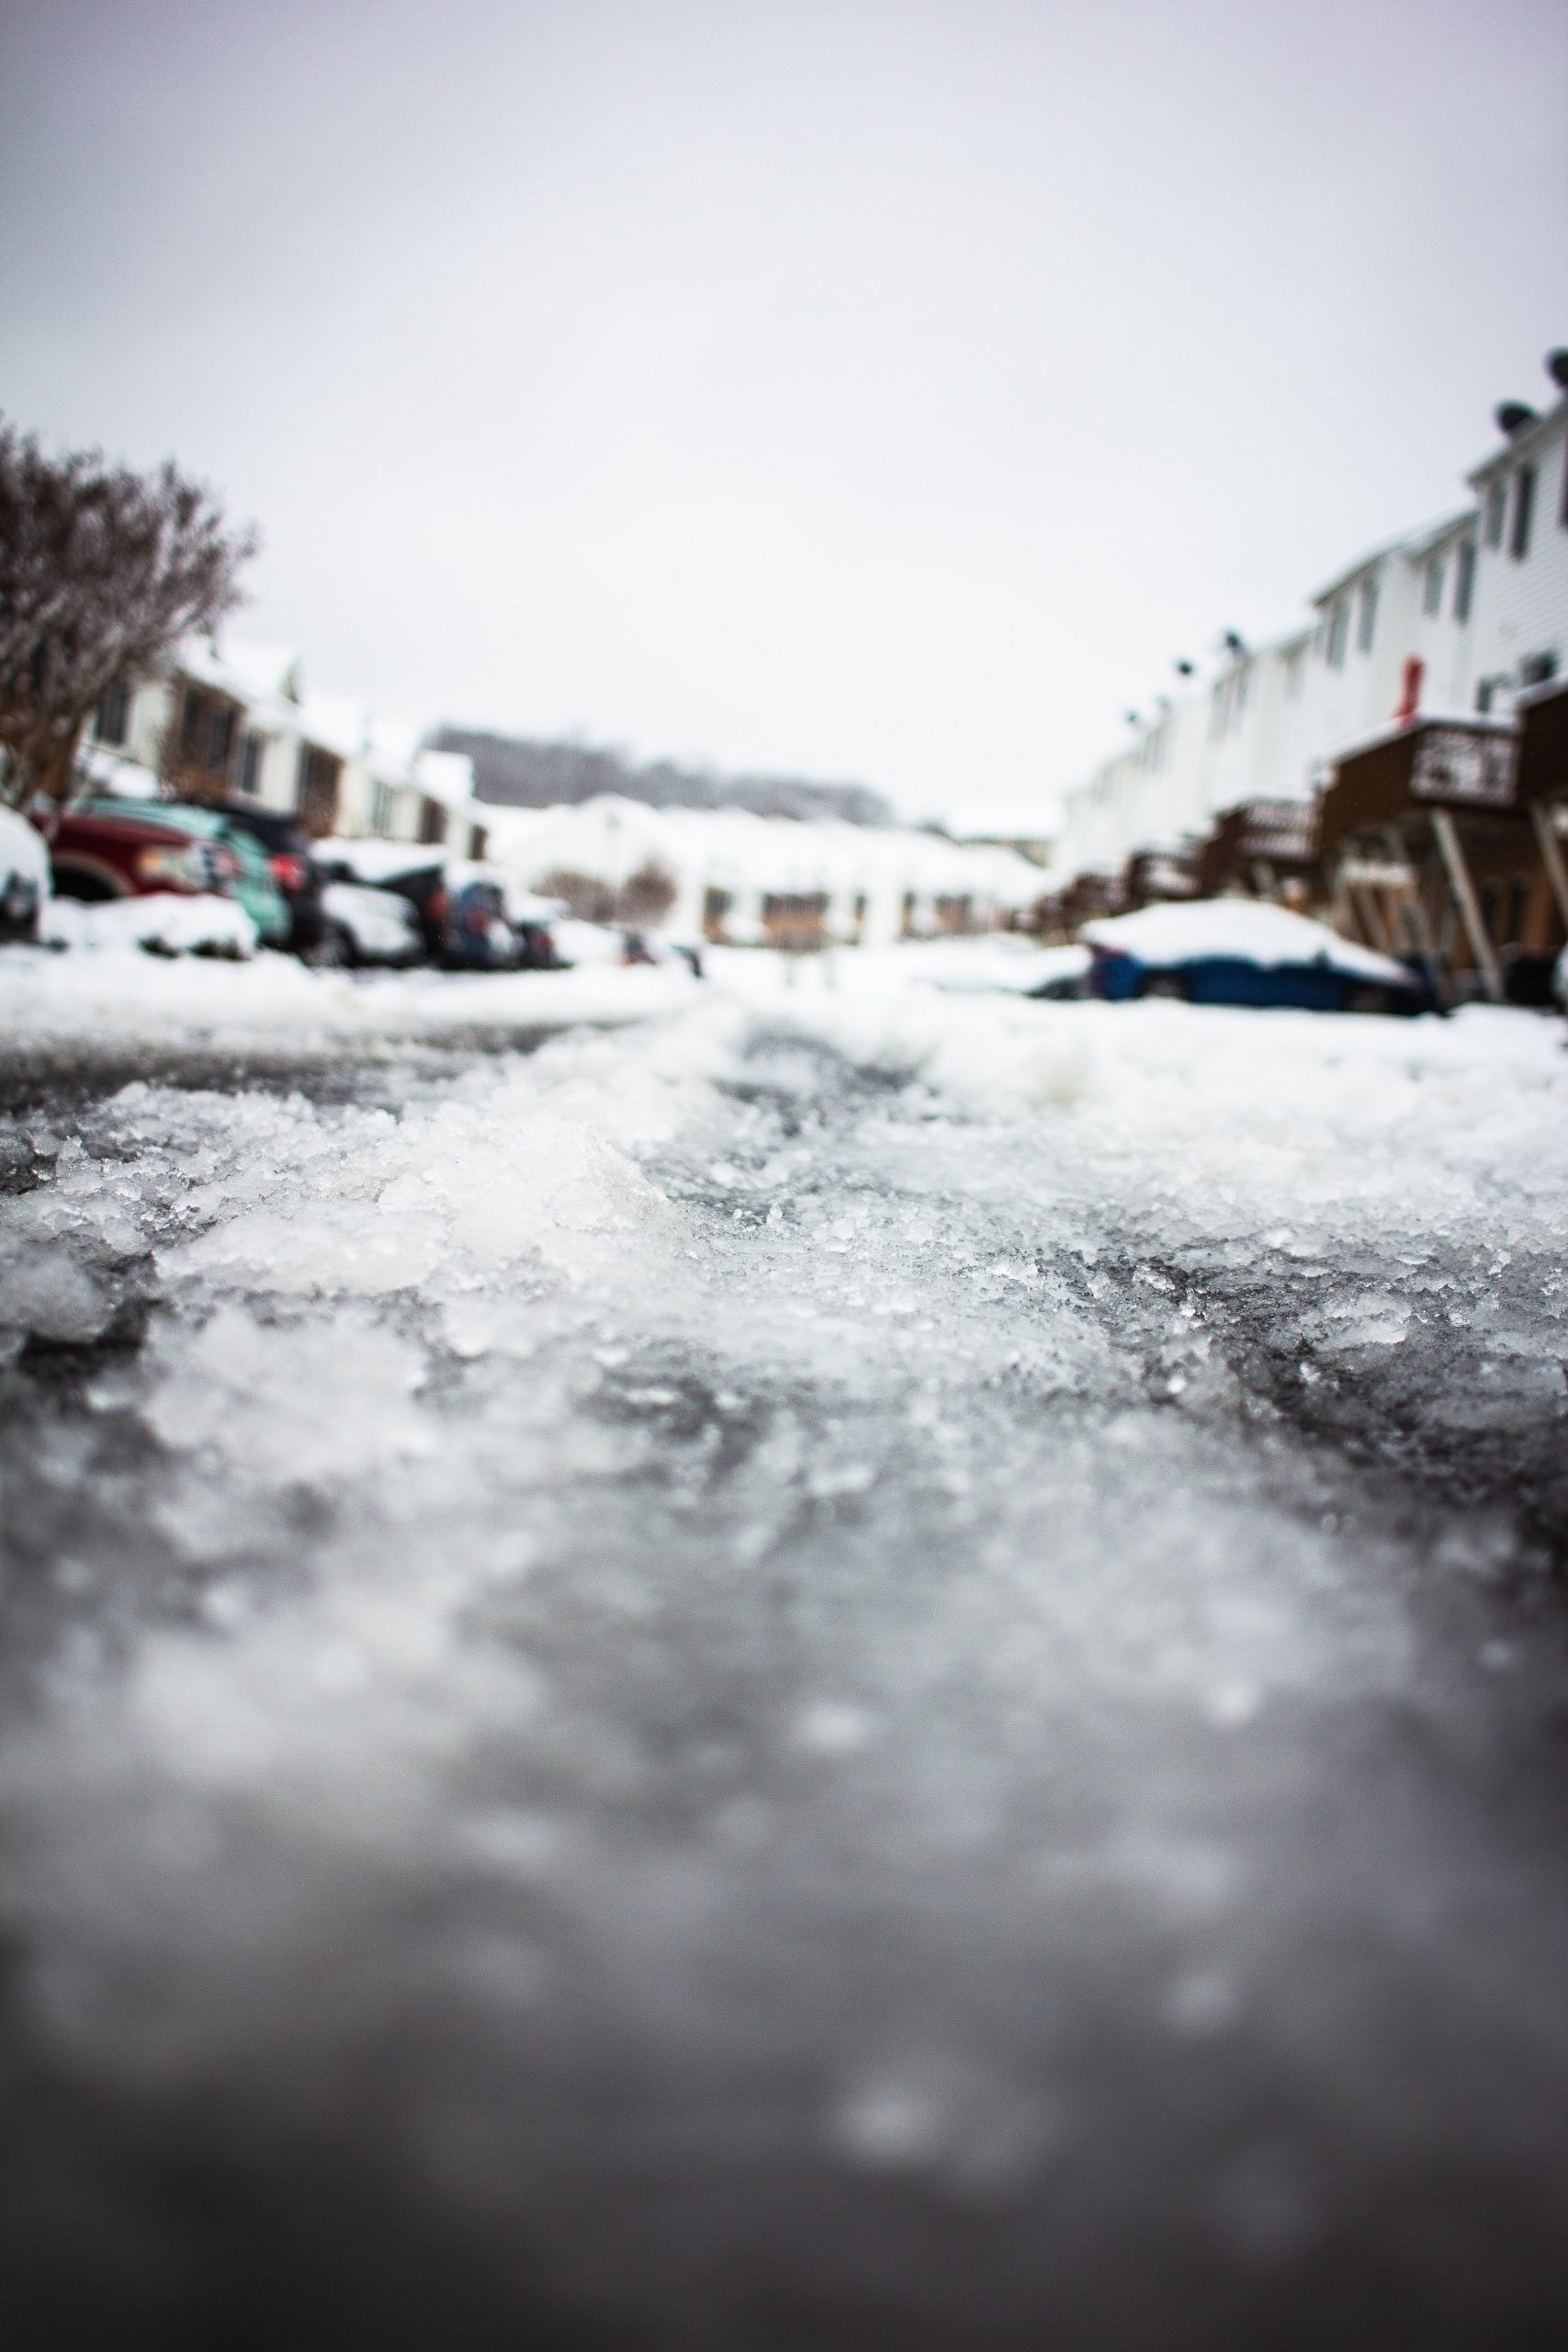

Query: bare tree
[536,867,616,923]
[0,421,257,808]
[616,861,678,925]
[536,862,680,927]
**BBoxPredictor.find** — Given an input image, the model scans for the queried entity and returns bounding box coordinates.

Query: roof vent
[1495,401,1538,436]
[1547,350,1568,392]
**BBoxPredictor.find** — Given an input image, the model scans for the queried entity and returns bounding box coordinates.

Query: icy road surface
[1,950,1567,2348]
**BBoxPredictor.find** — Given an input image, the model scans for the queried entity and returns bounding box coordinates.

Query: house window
[418,797,446,845]
[1453,537,1476,623]
[238,733,264,796]
[369,780,395,835]
[1509,463,1536,560]
[179,688,209,763]
[297,745,342,835]
[1483,479,1506,548]
[1325,598,1350,669]
[209,705,235,774]
[1284,647,1305,699]
[1422,559,1445,616]
[94,680,130,745]
[1356,578,1379,653]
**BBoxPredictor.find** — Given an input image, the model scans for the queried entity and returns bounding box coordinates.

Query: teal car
[62,799,292,949]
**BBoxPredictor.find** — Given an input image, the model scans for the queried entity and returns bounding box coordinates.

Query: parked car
[1021,945,1092,1000]
[442,876,518,970]
[315,848,449,959]
[504,888,572,970]
[320,879,423,967]
[49,799,291,949]
[197,801,330,958]
[0,804,50,944]
[620,926,705,977]
[1080,899,1435,1015]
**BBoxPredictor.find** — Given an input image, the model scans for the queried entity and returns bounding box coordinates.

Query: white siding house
[1465,393,1568,717]
[1054,353,1568,888]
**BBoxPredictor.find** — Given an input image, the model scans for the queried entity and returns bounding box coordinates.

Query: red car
[46,803,242,903]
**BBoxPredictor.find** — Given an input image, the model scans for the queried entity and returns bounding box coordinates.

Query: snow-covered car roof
[1081,898,1413,985]
[314,836,445,884]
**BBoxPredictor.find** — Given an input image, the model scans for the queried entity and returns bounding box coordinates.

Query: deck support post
[1430,811,1503,1003]
[1382,829,1444,1001]
[1529,803,1568,932]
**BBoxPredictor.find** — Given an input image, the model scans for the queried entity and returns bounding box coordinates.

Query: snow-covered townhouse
[1463,378,1568,718]
[1051,345,1568,948]
[82,635,465,852]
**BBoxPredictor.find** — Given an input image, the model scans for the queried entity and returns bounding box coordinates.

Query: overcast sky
[4,1,1565,824]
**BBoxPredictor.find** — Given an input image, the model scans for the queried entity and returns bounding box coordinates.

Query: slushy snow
[1,944,1566,2339]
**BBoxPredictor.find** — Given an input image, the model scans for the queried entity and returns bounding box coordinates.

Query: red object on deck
[1394,656,1424,727]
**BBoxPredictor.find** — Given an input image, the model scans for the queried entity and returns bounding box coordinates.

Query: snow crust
[1,944,1566,2329]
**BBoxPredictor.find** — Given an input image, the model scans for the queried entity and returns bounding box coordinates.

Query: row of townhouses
[85,642,1044,947]
[86,640,490,861]
[1055,351,1568,903]
[462,792,1044,951]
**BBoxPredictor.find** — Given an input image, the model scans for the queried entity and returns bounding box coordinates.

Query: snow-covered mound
[874,936,1090,994]
[314,834,442,884]
[0,933,698,1059]
[1083,897,1411,982]
[0,803,51,910]
[42,892,258,958]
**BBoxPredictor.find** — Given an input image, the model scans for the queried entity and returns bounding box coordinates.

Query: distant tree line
[430,726,894,828]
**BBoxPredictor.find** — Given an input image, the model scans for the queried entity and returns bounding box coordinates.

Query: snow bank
[41,893,259,958]
[0,937,698,1056]
[869,936,1089,994]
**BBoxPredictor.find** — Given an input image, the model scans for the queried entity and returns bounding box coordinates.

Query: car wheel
[1343,984,1391,1015]
[1139,971,1190,1001]
[303,923,354,969]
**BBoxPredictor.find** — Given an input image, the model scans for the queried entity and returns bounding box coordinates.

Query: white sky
[3,0,1565,825]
